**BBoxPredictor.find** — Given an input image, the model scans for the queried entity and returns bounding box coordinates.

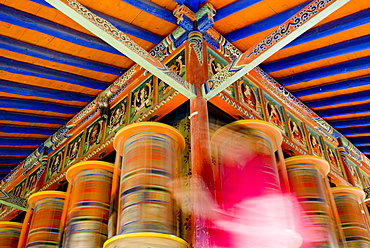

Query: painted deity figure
[267,103,283,130]
[290,120,304,145]
[240,81,256,110]
[310,134,323,157]
[133,82,152,115]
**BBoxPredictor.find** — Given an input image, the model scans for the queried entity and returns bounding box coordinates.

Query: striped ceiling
[0,0,369,179]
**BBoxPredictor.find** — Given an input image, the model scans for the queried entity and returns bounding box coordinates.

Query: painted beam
[0,138,44,146]
[224,0,310,41]
[315,104,370,118]
[0,57,109,90]
[305,91,370,109]
[0,190,27,211]
[330,118,370,128]
[284,8,370,49]
[120,0,177,24]
[0,149,34,156]
[292,76,370,97]
[262,35,370,73]
[45,0,196,99]
[0,4,121,55]
[204,0,350,100]
[0,97,81,115]
[0,79,94,103]
[0,36,125,75]
[337,126,370,136]
[347,136,370,146]
[0,124,57,135]
[278,56,370,86]
[0,111,68,125]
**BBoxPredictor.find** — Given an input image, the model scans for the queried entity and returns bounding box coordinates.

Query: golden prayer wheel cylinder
[0,221,22,247]
[104,122,188,248]
[64,161,115,247]
[332,186,370,247]
[285,155,339,247]
[25,191,66,247]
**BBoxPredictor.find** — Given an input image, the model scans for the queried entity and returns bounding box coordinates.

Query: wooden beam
[0,190,27,211]
[203,0,350,100]
[45,0,196,99]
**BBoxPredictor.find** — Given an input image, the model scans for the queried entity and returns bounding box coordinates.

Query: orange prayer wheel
[64,161,115,247]
[104,122,188,248]
[0,221,22,247]
[285,155,339,247]
[25,191,66,247]
[332,186,370,247]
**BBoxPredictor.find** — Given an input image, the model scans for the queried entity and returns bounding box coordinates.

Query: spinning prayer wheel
[105,122,188,248]
[0,221,22,247]
[64,161,115,247]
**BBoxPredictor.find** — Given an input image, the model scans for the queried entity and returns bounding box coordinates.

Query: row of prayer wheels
[0,121,369,247]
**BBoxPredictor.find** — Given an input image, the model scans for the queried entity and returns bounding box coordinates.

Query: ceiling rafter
[315,104,370,118]
[214,0,263,22]
[0,124,57,135]
[330,118,370,128]
[0,111,67,125]
[45,0,196,99]
[204,0,350,100]
[306,90,370,109]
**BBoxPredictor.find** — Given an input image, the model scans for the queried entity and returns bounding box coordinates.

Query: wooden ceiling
[0,0,369,178]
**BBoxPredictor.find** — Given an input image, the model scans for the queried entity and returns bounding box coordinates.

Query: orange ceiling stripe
[0,120,62,129]
[0,107,74,119]
[0,133,50,139]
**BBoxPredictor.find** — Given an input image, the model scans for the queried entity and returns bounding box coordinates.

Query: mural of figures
[239,79,257,110]
[349,164,362,188]
[130,78,153,121]
[266,101,284,131]
[107,98,127,136]
[288,119,305,146]
[24,168,40,197]
[46,149,64,182]
[65,133,83,167]
[12,179,26,198]
[83,120,103,155]
[308,132,323,157]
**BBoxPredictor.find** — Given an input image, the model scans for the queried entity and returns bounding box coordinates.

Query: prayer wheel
[332,186,370,247]
[104,122,188,248]
[64,161,115,247]
[285,155,339,247]
[0,221,22,247]
[25,191,66,247]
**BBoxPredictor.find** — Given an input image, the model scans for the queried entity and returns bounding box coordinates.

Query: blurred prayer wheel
[25,191,66,247]
[64,161,115,247]
[104,122,188,248]
[285,155,339,247]
[332,186,370,247]
[0,221,22,247]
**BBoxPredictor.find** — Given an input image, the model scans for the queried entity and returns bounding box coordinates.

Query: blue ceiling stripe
[283,8,370,49]
[346,136,370,146]
[357,147,370,154]
[0,36,124,76]
[120,0,177,24]
[330,118,370,129]
[0,124,57,135]
[29,0,54,8]
[0,138,44,146]
[292,76,370,98]
[224,0,309,41]
[278,56,370,86]
[306,91,370,109]
[90,9,163,44]
[262,35,370,73]
[0,148,34,156]
[337,126,370,136]
[0,97,80,115]
[215,0,264,22]
[0,57,109,90]
[0,4,121,55]
[0,111,67,125]
[315,104,370,118]
[0,79,94,103]
[0,166,18,173]
[0,158,23,165]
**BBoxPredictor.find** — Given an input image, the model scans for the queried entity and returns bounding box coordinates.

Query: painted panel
[237,77,263,118]
[65,131,84,169]
[285,111,308,151]
[106,96,128,140]
[129,76,154,122]
[306,126,325,159]
[82,118,104,156]
[263,93,286,135]
[324,142,344,178]
[45,147,65,183]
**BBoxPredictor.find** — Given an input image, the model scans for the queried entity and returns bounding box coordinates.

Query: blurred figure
[171,124,322,248]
